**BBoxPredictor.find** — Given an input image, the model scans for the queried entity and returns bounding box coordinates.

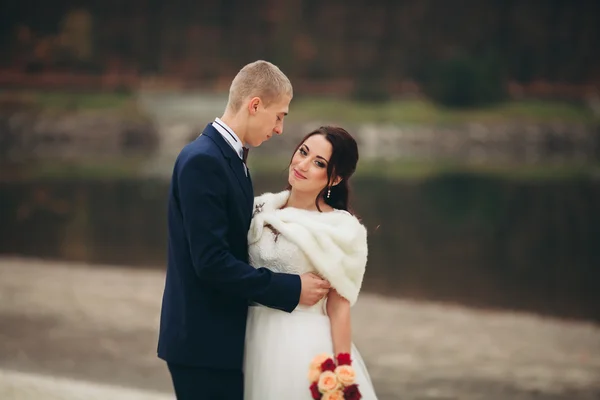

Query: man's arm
[178,152,300,312]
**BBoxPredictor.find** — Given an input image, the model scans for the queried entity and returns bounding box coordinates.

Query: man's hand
[299,273,331,306]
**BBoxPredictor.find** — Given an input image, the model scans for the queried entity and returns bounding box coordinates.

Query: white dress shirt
[212,117,248,176]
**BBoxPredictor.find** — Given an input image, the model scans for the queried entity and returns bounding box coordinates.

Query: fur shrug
[248,191,368,305]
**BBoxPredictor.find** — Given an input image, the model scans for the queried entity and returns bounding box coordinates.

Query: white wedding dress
[243,191,378,399]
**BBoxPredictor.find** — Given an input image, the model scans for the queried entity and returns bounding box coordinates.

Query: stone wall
[1,109,598,171]
[0,111,159,163]
[158,120,600,166]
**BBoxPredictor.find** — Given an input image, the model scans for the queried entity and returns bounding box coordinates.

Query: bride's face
[288,134,332,195]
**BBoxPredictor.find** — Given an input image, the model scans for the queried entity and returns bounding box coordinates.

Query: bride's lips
[293,169,306,179]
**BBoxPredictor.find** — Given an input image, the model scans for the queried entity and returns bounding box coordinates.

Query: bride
[244,126,378,399]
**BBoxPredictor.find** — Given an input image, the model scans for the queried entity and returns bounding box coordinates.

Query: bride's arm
[326,288,352,355]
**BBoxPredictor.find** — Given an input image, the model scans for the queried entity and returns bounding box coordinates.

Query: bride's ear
[332,176,342,186]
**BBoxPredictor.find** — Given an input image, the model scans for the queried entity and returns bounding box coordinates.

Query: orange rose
[322,390,345,400]
[335,365,356,386]
[308,366,321,382]
[318,371,340,393]
[310,353,332,370]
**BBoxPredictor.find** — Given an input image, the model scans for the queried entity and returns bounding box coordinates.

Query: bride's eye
[299,148,307,156]
[315,161,325,168]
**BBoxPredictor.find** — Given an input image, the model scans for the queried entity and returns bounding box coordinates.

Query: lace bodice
[249,224,327,314]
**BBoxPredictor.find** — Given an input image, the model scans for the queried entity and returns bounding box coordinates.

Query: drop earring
[326,188,331,199]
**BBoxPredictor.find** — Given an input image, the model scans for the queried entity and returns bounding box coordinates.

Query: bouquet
[308,353,362,400]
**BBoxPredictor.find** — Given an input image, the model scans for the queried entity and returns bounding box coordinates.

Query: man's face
[245,95,291,147]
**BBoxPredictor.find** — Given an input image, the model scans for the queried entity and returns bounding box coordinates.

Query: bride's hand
[298,273,331,306]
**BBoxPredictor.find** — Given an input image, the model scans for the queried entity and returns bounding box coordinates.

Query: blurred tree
[266,0,303,78]
[1,0,598,99]
[60,8,93,63]
[424,51,507,108]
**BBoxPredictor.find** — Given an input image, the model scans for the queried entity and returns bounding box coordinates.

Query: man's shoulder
[178,135,223,165]
[179,124,219,152]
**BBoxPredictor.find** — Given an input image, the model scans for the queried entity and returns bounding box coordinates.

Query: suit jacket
[157,124,301,370]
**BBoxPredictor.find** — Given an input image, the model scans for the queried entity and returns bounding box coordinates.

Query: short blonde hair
[226,60,293,113]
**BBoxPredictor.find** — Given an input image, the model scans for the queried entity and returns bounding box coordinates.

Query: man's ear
[248,97,261,115]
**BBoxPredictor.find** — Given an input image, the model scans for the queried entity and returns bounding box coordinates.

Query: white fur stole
[248,191,368,305]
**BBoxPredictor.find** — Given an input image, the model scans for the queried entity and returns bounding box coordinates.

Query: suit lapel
[228,158,253,205]
[246,168,254,210]
[202,125,253,205]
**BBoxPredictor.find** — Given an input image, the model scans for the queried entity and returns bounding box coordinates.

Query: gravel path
[0,257,598,399]
[0,369,171,400]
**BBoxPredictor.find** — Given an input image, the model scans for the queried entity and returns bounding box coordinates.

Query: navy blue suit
[158,124,301,399]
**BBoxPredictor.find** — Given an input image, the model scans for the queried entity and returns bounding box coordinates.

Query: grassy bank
[1,90,597,125]
[0,90,144,120]
[3,158,598,182]
[289,97,598,125]
[250,158,600,181]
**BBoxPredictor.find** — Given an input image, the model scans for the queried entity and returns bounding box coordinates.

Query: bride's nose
[298,158,310,171]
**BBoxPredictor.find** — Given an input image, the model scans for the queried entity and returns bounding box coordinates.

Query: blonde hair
[226,60,293,113]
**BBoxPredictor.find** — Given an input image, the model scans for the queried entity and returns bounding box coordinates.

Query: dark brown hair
[287,126,359,213]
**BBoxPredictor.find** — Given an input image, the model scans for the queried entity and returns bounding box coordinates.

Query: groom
[157,60,331,399]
